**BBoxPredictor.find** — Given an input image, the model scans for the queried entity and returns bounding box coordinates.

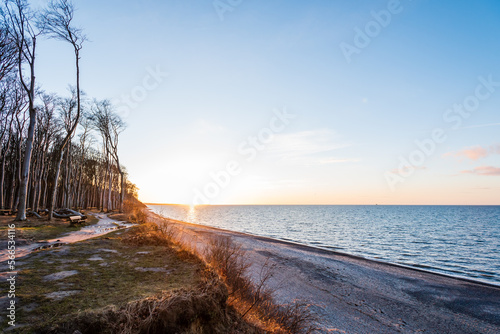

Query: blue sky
[33,0,500,204]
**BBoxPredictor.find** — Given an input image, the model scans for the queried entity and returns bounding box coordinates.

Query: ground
[0,213,98,244]
[0,224,204,333]
[0,212,263,334]
[160,215,500,334]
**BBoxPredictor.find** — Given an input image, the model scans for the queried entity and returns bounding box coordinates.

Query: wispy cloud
[266,129,356,165]
[318,157,360,165]
[461,166,500,176]
[458,122,500,130]
[390,166,426,175]
[444,144,500,161]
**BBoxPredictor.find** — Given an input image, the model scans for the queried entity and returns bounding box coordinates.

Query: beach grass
[8,226,205,333]
[1,203,317,333]
[0,213,99,242]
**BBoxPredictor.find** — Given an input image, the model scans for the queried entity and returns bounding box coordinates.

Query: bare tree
[74,112,94,208]
[3,0,41,220]
[31,93,57,211]
[0,1,135,219]
[47,88,78,219]
[90,100,126,212]
[38,0,86,220]
[0,75,26,209]
[0,23,17,82]
[108,110,125,212]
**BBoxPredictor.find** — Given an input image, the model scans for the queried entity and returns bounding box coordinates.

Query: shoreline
[150,210,500,333]
[149,209,500,289]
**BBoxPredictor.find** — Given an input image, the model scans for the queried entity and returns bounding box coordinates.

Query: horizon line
[144,202,500,206]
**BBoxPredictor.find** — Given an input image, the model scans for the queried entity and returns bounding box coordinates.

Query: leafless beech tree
[31,93,57,212]
[38,0,86,220]
[3,0,40,221]
[0,0,135,220]
[0,75,26,209]
[0,23,17,82]
[90,100,126,212]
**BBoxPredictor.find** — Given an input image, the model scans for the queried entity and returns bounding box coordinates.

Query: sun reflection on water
[187,205,197,223]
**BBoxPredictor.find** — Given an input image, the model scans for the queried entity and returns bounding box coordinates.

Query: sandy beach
[153,213,500,334]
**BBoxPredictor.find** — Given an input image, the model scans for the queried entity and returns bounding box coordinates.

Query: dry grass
[42,274,261,334]
[11,228,205,333]
[124,198,148,224]
[0,213,99,242]
[13,208,264,334]
[205,236,252,296]
[107,213,129,222]
[205,236,317,333]
[122,221,176,247]
[145,211,318,333]
[18,203,316,334]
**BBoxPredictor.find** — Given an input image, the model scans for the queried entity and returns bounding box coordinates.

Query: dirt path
[0,214,134,263]
[154,215,500,334]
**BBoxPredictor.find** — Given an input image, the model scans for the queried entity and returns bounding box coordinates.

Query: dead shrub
[205,236,251,297]
[129,208,148,224]
[123,197,147,214]
[122,222,175,247]
[205,236,317,333]
[272,302,318,334]
[40,276,262,334]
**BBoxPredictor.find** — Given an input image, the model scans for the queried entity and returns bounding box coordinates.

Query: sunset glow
[34,0,500,205]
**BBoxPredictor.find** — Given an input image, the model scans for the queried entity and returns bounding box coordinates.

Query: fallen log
[52,208,87,220]
[27,211,42,219]
[51,211,69,218]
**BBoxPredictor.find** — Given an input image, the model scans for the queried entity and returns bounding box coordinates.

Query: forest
[0,0,137,221]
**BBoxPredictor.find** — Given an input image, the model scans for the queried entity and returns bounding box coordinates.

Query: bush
[41,276,262,334]
[205,236,317,333]
[122,221,175,247]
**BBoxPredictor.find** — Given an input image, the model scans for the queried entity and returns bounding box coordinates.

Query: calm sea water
[149,205,500,285]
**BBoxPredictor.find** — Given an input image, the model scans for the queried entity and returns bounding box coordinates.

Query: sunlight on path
[0,214,134,263]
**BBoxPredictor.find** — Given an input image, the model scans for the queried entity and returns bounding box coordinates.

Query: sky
[32,0,500,205]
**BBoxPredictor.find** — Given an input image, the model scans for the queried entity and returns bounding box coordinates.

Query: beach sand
[152,213,500,334]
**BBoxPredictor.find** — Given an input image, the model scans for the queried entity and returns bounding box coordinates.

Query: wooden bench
[69,215,86,225]
[0,209,11,216]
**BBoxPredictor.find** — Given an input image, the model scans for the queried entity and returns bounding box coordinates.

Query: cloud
[268,129,342,155]
[461,166,500,176]
[390,166,426,175]
[318,158,360,165]
[459,122,500,130]
[265,129,355,165]
[491,144,500,155]
[444,144,500,161]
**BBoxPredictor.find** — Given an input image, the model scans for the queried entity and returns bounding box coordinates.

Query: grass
[205,235,317,333]
[1,203,314,333]
[7,226,205,333]
[0,213,99,242]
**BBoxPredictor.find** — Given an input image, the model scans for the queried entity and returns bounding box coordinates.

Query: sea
[149,204,500,285]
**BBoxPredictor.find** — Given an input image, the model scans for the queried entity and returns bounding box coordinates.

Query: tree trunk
[107,167,112,212]
[13,138,22,212]
[0,133,12,209]
[48,147,65,221]
[15,36,37,221]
